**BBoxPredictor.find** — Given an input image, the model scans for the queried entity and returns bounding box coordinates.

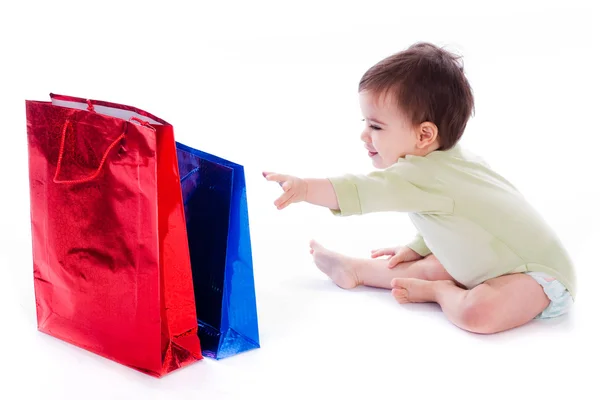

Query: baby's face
[358,90,418,169]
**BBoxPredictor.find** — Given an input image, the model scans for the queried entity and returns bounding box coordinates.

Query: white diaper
[525,272,573,319]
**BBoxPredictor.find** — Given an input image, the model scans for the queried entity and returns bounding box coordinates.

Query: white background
[1,0,599,399]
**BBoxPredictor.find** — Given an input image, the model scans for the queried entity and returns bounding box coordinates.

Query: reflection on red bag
[25,93,202,377]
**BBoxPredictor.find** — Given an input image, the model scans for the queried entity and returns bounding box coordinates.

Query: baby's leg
[309,240,454,289]
[391,274,550,334]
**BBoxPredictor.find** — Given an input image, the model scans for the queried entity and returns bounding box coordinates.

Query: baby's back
[408,146,576,297]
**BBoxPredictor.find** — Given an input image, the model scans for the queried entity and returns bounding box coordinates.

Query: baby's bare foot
[391,278,456,304]
[309,240,360,289]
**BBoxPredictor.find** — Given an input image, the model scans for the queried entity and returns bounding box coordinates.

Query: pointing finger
[264,173,287,183]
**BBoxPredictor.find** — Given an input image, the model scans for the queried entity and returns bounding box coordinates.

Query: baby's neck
[409,143,441,157]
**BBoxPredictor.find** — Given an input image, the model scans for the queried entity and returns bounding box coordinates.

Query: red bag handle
[53,119,126,184]
[129,116,156,131]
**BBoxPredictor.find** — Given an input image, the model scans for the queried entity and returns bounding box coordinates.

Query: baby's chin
[370,156,391,169]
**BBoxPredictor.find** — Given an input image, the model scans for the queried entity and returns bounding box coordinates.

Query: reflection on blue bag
[176,142,260,359]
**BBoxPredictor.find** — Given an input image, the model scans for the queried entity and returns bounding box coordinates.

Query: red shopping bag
[25,93,202,377]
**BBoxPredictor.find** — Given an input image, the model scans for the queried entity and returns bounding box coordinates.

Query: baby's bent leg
[391,274,550,334]
[309,240,454,289]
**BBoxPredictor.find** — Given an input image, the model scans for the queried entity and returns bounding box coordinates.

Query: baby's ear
[417,122,438,147]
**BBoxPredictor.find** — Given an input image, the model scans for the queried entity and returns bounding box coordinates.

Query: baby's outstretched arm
[263,172,339,211]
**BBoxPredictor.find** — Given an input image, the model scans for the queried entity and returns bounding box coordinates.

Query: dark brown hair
[359,42,474,150]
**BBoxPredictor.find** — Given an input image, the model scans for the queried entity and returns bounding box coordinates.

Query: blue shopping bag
[176,142,260,359]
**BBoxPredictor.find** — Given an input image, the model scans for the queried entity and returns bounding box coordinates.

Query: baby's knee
[457,286,497,334]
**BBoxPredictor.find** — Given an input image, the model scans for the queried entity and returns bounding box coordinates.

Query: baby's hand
[371,245,423,269]
[263,172,308,210]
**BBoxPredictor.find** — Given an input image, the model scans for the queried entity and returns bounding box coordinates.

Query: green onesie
[327,144,576,299]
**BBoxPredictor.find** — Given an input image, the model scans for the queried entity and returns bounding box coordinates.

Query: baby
[264,42,575,334]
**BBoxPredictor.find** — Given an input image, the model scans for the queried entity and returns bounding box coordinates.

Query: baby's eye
[361,119,382,131]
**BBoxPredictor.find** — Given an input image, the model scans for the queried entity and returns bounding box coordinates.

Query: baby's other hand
[371,245,423,269]
[263,171,308,210]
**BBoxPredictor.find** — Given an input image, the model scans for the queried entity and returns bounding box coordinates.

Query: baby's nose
[360,129,370,143]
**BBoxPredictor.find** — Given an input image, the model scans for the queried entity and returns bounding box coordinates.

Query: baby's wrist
[301,177,309,202]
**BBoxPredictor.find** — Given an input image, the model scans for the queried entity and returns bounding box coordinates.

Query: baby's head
[358,42,474,168]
